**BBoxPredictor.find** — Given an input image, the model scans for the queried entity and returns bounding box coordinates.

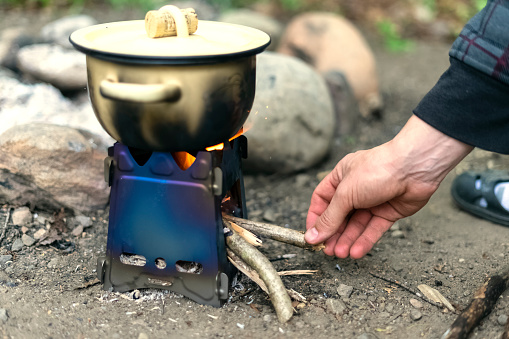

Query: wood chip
[278,270,317,276]
[417,284,455,312]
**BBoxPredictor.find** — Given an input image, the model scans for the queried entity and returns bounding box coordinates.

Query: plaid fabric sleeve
[449,0,509,85]
[413,58,509,154]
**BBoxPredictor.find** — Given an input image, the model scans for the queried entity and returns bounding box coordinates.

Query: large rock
[0,70,112,145]
[278,13,382,118]
[0,124,109,213]
[16,43,87,91]
[41,15,97,48]
[243,52,335,174]
[0,27,37,70]
[218,9,283,51]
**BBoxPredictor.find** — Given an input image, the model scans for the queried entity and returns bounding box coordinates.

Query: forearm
[389,115,474,188]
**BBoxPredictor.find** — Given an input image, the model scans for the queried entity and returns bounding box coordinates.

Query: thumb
[304,190,351,244]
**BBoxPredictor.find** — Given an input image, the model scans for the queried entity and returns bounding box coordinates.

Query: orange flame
[205,126,249,152]
[171,151,196,171]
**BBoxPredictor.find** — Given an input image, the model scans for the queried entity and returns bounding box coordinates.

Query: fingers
[349,215,393,259]
[306,171,341,230]
[332,209,372,258]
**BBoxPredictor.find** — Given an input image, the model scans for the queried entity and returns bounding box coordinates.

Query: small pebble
[33,228,46,240]
[0,309,8,323]
[75,215,93,228]
[138,333,149,339]
[263,315,271,322]
[410,309,422,321]
[21,234,35,247]
[326,298,347,315]
[409,298,423,309]
[71,225,84,237]
[11,207,32,225]
[458,258,465,263]
[0,255,12,266]
[47,257,60,269]
[237,323,245,329]
[21,226,28,234]
[262,209,276,222]
[337,284,354,298]
[11,238,23,252]
[391,230,405,238]
[498,314,508,326]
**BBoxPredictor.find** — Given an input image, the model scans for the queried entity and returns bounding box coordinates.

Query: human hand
[304,115,473,258]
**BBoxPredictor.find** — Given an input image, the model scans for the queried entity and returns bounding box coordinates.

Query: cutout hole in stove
[155,257,167,269]
[120,253,147,266]
[176,260,203,274]
[128,147,153,166]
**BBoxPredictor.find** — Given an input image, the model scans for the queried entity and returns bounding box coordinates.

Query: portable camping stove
[97,136,247,307]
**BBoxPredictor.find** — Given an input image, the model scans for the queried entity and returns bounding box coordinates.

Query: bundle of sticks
[222,214,324,323]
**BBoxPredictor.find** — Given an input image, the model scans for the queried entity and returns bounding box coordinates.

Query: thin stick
[223,215,324,251]
[227,220,262,247]
[0,207,12,245]
[226,230,293,323]
[369,271,443,308]
[227,249,307,303]
[441,265,509,339]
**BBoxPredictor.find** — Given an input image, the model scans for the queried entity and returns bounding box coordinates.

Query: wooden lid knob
[145,6,198,39]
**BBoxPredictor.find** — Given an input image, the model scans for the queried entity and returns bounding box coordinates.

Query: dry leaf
[417,284,455,312]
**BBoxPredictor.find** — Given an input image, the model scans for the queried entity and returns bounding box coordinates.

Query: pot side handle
[99,79,181,103]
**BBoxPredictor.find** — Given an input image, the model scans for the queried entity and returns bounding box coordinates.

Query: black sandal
[451,170,509,226]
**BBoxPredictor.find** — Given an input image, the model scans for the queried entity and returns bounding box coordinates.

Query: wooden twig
[278,270,317,276]
[0,207,12,246]
[227,220,262,247]
[369,271,443,308]
[223,214,324,251]
[441,265,509,339]
[227,249,308,303]
[225,230,293,323]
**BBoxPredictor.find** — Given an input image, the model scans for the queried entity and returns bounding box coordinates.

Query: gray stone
[337,284,354,298]
[0,255,12,266]
[325,298,347,315]
[410,309,422,321]
[11,206,32,225]
[218,9,283,51]
[0,124,109,213]
[278,12,382,119]
[33,228,46,240]
[21,234,36,247]
[263,209,276,222]
[244,52,335,173]
[74,215,93,228]
[17,44,87,91]
[11,238,23,252]
[137,333,149,339]
[41,15,97,48]
[263,314,272,322]
[498,314,508,326]
[409,298,423,309]
[358,333,379,339]
[47,257,60,269]
[0,72,112,144]
[0,28,36,70]
[71,225,84,237]
[0,309,8,323]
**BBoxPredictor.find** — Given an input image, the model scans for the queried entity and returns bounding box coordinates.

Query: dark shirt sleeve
[413,57,509,154]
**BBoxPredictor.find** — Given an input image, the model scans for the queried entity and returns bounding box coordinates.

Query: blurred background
[0,0,488,50]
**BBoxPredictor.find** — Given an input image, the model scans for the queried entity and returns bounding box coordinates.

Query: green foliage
[376,19,415,53]
[473,0,487,11]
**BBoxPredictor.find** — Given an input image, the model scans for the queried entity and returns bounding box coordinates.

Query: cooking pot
[70,6,270,151]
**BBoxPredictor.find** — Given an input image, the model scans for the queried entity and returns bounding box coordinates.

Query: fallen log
[225,227,293,323]
[441,265,509,339]
[223,214,324,251]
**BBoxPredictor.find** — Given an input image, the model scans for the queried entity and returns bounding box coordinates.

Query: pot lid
[70,19,271,65]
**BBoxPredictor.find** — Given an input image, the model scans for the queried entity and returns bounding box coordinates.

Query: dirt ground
[2,9,509,339]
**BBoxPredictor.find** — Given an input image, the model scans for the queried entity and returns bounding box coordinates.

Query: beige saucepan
[70,6,270,151]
